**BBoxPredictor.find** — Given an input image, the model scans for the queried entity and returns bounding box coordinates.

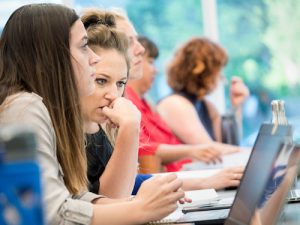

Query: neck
[84,120,100,134]
[127,81,143,97]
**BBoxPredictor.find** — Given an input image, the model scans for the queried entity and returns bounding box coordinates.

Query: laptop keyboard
[288,189,300,201]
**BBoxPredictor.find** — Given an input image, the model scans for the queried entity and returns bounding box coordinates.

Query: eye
[95,78,107,85]
[82,41,89,50]
[117,81,127,88]
[129,36,135,46]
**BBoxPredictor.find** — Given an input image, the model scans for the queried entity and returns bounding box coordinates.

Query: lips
[96,107,103,113]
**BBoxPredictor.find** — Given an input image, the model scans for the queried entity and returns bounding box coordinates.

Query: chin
[96,117,107,124]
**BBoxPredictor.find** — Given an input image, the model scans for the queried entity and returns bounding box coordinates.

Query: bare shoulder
[158,94,193,111]
[157,94,198,121]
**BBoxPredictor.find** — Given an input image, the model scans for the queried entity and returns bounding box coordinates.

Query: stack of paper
[183,189,219,207]
[147,189,219,224]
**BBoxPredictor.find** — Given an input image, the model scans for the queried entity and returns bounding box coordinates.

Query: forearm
[99,124,139,198]
[91,200,146,225]
[156,144,193,164]
[174,127,213,145]
[181,177,207,191]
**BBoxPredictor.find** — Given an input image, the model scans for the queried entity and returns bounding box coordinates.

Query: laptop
[149,123,293,225]
[245,144,300,225]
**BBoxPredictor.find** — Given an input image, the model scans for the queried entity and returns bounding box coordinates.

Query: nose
[104,85,118,101]
[89,48,101,66]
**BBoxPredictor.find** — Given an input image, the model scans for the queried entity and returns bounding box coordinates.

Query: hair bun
[84,15,115,29]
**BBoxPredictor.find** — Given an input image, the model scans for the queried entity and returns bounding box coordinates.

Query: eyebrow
[96,73,128,80]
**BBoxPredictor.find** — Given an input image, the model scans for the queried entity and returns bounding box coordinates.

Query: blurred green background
[1,0,300,144]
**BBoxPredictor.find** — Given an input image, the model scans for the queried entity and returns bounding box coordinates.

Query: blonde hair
[81,9,130,146]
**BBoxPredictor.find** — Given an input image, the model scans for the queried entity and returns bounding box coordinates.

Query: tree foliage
[262,0,300,96]
[124,0,300,139]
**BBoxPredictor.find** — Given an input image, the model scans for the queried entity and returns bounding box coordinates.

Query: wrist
[130,198,149,224]
[119,118,140,128]
[118,120,140,133]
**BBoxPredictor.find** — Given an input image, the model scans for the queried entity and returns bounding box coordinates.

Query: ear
[192,60,205,74]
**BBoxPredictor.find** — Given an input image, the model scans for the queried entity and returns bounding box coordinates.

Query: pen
[182,204,231,214]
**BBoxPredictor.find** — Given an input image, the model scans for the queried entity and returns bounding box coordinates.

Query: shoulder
[158,94,194,111]
[0,92,55,148]
[1,92,49,122]
[157,94,199,122]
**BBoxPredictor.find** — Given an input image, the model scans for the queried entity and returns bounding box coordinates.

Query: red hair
[167,38,228,99]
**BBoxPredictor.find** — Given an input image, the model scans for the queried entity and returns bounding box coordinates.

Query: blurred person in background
[157,37,249,146]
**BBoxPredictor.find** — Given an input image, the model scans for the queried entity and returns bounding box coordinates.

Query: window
[2,0,299,143]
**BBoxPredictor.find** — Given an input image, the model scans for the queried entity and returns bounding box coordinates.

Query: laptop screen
[249,144,300,225]
[225,124,293,225]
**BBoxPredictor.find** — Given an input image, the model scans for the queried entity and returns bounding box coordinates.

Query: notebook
[147,123,293,225]
[181,148,251,171]
[147,189,218,224]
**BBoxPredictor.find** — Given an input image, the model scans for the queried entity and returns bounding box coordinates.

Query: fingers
[227,166,244,183]
[220,144,240,155]
[180,193,192,204]
[198,149,223,164]
[210,166,244,189]
[163,176,183,193]
[153,174,183,193]
[172,189,185,202]
[178,196,192,204]
[161,187,185,207]
[156,173,177,183]
[227,179,240,187]
[228,166,245,174]
[230,77,249,106]
[102,105,113,117]
[231,76,242,82]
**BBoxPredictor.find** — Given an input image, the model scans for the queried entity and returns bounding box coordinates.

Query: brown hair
[0,3,87,194]
[81,8,128,29]
[167,38,228,99]
[82,9,130,145]
[138,36,159,59]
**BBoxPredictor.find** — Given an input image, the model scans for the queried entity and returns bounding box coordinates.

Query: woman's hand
[202,166,244,190]
[230,76,249,108]
[212,142,241,155]
[189,145,223,164]
[102,97,141,127]
[134,174,184,222]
